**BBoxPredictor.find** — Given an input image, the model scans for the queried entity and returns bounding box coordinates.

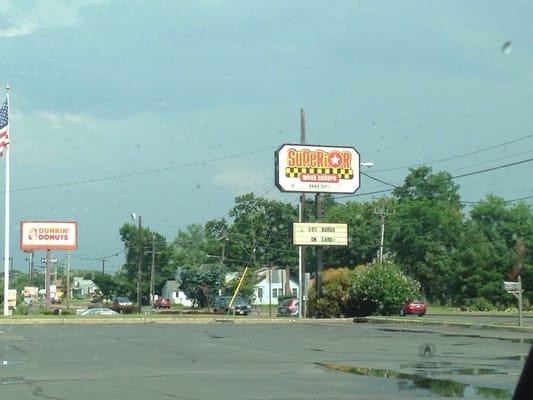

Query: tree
[92,273,121,299]
[223,268,258,302]
[390,166,464,303]
[179,263,225,307]
[452,196,533,306]
[227,193,298,272]
[118,224,175,304]
[323,199,385,267]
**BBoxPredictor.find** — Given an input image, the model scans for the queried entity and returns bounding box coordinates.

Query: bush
[307,268,358,318]
[347,262,420,317]
[465,297,496,311]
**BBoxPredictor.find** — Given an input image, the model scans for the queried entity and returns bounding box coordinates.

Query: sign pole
[315,193,323,299]
[298,204,304,319]
[66,250,71,308]
[3,86,10,317]
[519,276,523,328]
[299,108,306,318]
[45,249,51,308]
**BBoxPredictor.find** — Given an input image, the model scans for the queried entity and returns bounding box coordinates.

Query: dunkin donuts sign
[20,221,78,250]
[275,144,360,193]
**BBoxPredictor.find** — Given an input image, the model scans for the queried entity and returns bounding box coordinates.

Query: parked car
[277,297,299,317]
[113,296,133,307]
[111,296,136,313]
[51,296,62,304]
[400,300,427,316]
[80,307,119,316]
[213,296,229,313]
[213,296,251,315]
[155,297,171,309]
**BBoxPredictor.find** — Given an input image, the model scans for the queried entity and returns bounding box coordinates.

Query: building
[162,280,194,306]
[161,280,179,304]
[71,277,97,298]
[254,269,299,306]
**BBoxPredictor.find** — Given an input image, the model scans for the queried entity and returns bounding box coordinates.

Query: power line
[6,145,276,194]
[447,148,533,175]
[451,157,533,179]
[335,156,533,201]
[361,171,398,188]
[371,133,533,173]
[71,249,126,261]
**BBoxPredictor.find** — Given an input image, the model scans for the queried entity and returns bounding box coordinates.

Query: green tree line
[104,165,532,308]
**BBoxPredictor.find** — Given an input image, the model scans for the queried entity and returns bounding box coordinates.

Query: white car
[79,307,119,316]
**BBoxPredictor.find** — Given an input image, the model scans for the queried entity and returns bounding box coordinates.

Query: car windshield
[1,2,532,399]
[115,297,129,302]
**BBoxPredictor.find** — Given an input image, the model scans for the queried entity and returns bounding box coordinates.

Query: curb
[367,316,533,333]
[0,316,302,326]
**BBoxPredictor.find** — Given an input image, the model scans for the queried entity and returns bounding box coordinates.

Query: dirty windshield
[1,1,532,399]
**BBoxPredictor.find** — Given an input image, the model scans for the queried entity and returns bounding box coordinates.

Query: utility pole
[66,251,71,308]
[101,259,106,275]
[27,250,33,285]
[136,216,143,313]
[374,199,393,263]
[146,233,161,308]
[269,266,272,317]
[299,108,306,318]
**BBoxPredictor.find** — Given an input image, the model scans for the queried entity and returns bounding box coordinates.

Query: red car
[400,300,426,316]
[155,297,171,309]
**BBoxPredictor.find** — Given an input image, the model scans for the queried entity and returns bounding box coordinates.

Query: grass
[426,304,462,313]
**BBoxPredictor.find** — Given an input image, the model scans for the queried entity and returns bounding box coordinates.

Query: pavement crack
[32,384,68,400]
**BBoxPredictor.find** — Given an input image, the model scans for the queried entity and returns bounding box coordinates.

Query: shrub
[465,297,496,311]
[347,262,420,317]
[307,267,358,318]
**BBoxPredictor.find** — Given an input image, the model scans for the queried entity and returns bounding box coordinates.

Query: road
[0,320,530,399]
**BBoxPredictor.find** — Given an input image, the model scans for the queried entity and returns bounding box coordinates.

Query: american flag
[0,99,8,157]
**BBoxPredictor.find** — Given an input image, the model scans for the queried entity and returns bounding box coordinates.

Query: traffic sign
[41,258,59,264]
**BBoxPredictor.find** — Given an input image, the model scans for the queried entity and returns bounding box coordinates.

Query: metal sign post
[503,277,524,327]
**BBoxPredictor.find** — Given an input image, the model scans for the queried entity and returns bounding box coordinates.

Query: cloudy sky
[0,0,532,272]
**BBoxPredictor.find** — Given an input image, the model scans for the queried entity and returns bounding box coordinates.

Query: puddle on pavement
[377,328,533,344]
[401,362,508,376]
[318,362,512,399]
[492,355,525,361]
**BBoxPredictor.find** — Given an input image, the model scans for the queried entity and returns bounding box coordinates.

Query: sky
[0,0,532,273]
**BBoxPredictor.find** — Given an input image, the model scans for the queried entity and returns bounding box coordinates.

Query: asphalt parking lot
[0,321,530,399]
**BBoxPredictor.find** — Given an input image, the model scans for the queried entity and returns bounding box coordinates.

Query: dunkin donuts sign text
[20,221,78,250]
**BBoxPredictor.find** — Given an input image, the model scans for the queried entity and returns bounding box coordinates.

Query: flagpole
[3,85,9,317]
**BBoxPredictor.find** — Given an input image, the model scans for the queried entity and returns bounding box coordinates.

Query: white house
[161,280,179,304]
[71,277,97,297]
[253,269,299,306]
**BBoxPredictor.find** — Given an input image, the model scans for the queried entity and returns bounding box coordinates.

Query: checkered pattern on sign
[285,167,353,179]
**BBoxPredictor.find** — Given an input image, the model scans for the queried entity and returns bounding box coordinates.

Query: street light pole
[134,215,143,313]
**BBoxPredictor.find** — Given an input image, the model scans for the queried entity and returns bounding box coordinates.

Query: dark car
[155,297,171,309]
[113,296,133,307]
[277,297,299,317]
[213,296,251,315]
[400,300,427,316]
